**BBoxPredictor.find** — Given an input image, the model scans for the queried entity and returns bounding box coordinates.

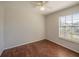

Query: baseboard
[48,39,79,53]
[4,39,79,54]
[5,39,45,50]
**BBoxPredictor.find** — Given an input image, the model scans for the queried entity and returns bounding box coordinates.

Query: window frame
[59,13,79,43]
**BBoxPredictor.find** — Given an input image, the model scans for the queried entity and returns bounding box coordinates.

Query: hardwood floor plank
[1,39,79,57]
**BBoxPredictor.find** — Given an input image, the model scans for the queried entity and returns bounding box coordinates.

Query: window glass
[59,13,79,43]
[73,19,79,26]
[73,13,79,20]
[59,16,66,26]
[66,15,72,26]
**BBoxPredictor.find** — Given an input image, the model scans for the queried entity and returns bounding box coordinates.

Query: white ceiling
[0,1,79,15]
[38,1,79,15]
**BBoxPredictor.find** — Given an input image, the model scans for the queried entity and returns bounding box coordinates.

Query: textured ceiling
[0,1,79,15]
[38,1,79,15]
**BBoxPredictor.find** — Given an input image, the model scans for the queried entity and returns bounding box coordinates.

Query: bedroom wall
[45,5,79,53]
[4,2,45,49]
[0,5,4,55]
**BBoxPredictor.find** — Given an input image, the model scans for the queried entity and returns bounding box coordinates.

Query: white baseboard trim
[5,39,44,50]
[48,39,79,53]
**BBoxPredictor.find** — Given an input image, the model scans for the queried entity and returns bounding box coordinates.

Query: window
[59,13,79,43]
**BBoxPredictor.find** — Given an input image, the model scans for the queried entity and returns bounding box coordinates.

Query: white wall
[45,5,79,53]
[0,6,4,55]
[4,2,45,49]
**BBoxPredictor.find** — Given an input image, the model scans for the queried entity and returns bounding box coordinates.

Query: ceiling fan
[32,1,48,11]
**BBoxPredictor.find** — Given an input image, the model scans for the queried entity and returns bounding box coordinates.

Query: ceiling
[0,1,79,15]
[37,1,79,15]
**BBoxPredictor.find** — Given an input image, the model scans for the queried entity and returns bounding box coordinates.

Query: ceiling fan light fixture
[32,1,48,11]
[40,6,45,11]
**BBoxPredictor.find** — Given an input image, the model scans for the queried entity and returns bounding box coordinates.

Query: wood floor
[1,39,79,57]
